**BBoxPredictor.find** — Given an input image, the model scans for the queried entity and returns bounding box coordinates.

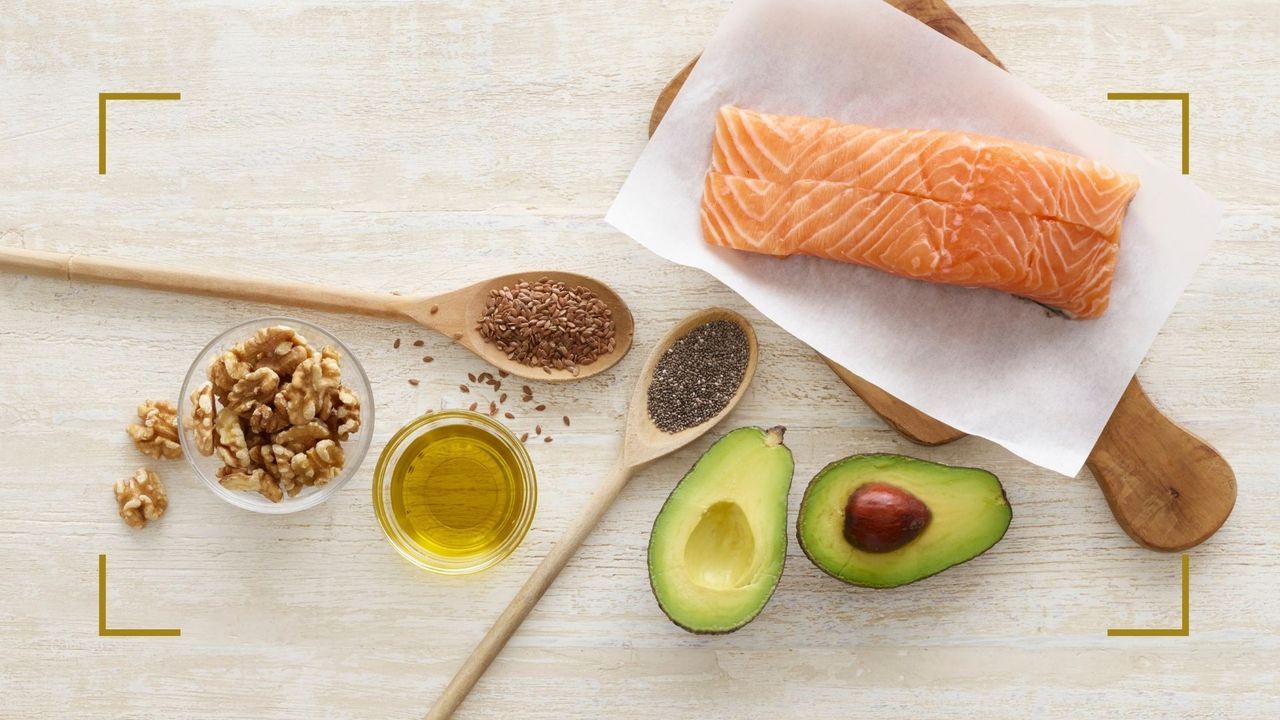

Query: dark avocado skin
[795,453,1011,589]
[648,427,793,634]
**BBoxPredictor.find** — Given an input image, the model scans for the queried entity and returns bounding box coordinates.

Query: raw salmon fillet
[702,173,1117,318]
[701,106,1140,318]
[713,106,1140,236]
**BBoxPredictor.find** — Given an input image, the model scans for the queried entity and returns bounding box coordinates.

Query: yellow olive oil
[389,422,527,559]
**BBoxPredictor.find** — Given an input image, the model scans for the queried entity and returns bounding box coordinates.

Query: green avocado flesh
[797,454,1010,588]
[648,426,794,634]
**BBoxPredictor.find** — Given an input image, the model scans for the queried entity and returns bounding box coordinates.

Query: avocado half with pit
[648,426,794,634]
[797,454,1011,588]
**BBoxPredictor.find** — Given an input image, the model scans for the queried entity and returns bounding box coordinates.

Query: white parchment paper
[606,0,1220,475]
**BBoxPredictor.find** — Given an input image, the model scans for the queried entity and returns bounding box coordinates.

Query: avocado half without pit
[648,426,794,634]
[798,454,1011,588]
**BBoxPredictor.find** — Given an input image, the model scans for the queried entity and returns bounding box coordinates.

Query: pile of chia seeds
[646,320,749,433]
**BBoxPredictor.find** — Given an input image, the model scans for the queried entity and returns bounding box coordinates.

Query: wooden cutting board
[648,0,1235,552]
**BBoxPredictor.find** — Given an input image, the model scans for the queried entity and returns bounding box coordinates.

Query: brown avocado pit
[843,482,931,553]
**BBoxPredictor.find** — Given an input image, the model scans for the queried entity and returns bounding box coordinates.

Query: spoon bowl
[399,270,635,383]
[622,307,758,466]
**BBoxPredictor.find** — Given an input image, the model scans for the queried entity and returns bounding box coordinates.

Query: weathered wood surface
[0,1,1276,718]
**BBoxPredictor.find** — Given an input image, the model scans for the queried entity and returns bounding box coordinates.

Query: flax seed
[475,278,616,369]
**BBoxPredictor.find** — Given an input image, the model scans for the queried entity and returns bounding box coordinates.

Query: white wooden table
[1,2,1277,718]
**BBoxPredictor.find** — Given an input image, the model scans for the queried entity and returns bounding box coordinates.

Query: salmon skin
[702,106,1140,318]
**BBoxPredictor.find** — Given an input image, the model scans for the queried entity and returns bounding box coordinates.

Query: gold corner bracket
[97,92,181,174]
[1107,91,1190,174]
[98,554,181,637]
[1107,554,1190,637]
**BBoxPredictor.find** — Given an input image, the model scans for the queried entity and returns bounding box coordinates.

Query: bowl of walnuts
[177,317,374,514]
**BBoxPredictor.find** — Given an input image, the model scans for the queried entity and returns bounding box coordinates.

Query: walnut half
[114,468,168,529]
[126,400,182,460]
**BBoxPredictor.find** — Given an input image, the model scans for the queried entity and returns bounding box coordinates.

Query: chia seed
[646,320,748,433]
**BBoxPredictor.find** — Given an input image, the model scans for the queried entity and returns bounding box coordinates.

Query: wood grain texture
[0,1,1277,719]
[650,0,1234,552]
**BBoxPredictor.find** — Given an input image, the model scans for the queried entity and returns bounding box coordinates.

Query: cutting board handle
[1085,378,1236,551]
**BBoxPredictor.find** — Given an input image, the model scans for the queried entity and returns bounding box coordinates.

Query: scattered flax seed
[499,370,509,378]
[504,412,515,420]
[476,278,617,370]
[522,385,533,396]
[522,394,533,402]
[393,338,401,349]
[413,340,424,347]
[499,393,508,403]
[535,404,546,412]
[488,402,498,416]
[469,402,478,412]
[492,380,502,391]
[468,373,477,383]
[423,356,434,363]
[535,424,542,435]
[459,385,470,393]
[430,304,439,315]
[563,416,570,426]
[408,378,419,386]
[520,433,529,443]
[544,436,553,443]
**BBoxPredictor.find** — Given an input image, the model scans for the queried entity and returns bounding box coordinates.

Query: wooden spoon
[425,308,758,720]
[0,246,633,383]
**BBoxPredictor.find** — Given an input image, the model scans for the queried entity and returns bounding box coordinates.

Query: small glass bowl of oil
[373,410,536,574]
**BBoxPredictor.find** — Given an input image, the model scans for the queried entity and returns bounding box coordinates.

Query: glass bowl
[373,410,537,574]
[177,316,374,514]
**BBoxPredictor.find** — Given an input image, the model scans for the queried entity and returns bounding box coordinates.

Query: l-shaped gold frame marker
[98,554,181,637]
[98,92,181,174]
[1107,554,1190,637]
[1106,92,1189,174]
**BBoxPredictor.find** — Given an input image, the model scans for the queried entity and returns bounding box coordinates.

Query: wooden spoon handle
[0,246,404,319]
[426,461,637,720]
[1085,377,1236,551]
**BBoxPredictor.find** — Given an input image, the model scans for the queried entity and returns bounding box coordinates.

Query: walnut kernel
[114,467,168,529]
[126,400,182,460]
